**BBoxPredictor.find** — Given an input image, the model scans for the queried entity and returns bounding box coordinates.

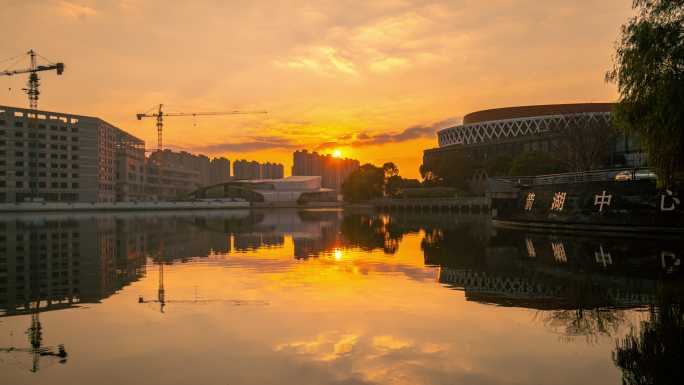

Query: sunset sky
[1,1,633,178]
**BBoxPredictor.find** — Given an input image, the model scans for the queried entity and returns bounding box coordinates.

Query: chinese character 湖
[550,192,567,211]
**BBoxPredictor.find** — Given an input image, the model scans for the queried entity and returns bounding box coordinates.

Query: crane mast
[136,104,267,152]
[0,49,65,109]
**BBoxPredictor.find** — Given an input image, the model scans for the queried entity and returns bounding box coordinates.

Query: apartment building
[0,105,144,203]
[291,150,360,191]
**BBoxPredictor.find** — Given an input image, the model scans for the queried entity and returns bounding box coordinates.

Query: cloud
[191,137,299,153]
[274,332,360,362]
[53,0,97,19]
[315,116,461,151]
[276,46,358,76]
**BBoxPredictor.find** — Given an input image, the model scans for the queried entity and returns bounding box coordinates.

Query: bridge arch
[187,182,266,202]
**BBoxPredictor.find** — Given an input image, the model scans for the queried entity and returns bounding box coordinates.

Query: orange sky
[0,1,632,178]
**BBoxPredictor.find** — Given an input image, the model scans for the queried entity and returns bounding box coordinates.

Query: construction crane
[0,49,65,109]
[136,104,267,152]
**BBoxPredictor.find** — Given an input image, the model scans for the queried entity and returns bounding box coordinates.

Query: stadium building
[424,103,646,175]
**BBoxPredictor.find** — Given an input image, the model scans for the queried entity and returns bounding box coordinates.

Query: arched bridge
[186,182,266,202]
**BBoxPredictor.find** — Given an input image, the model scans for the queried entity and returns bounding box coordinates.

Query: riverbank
[0,200,250,212]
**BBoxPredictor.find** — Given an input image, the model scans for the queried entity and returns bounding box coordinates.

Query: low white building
[198,175,337,203]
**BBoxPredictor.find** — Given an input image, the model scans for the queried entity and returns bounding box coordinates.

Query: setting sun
[332,149,342,158]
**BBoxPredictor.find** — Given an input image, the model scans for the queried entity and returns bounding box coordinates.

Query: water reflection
[613,291,684,385]
[0,210,682,384]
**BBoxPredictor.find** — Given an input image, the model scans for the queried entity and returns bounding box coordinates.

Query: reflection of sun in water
[334,249,343,260]
[332,149,342,158]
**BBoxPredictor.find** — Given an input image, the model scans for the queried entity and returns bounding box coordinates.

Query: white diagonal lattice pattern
[437,112,611,147]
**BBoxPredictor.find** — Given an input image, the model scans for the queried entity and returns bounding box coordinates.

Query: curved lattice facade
[437,111,612,147]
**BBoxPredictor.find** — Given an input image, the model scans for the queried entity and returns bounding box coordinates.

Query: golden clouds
[274,332,360,362]
[53,0,97,19]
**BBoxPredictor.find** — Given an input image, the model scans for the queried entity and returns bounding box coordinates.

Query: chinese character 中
[550,192,567,211]
[594,190,612,212]
[524,192,536,211]
[660,189,681,212]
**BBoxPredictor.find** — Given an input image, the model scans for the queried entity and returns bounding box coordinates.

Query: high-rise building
[148,150,212,186]
[292,150,360,191]
[0,105,145,203]
[233,159,284,180]
[233,159,260,180]
[260,162,284,179]
[210,157,231,185]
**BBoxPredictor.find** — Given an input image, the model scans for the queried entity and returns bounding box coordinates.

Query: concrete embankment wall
[0,200,250,212]
[492,180,683,232]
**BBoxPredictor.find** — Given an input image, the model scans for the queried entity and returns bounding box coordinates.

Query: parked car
[614,169,657,181]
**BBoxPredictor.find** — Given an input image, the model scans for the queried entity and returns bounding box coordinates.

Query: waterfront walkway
[371,197,491,213]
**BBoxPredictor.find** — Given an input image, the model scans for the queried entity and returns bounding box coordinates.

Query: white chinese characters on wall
[660,189,681,212]
[550,192,567,211]
[594,190,612,212]
[526,189,680,214]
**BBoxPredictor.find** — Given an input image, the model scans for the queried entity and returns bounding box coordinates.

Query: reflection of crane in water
[1,301,68,372]
[136,223,269,312]
[137,256,268,313]
[135,260,166,313]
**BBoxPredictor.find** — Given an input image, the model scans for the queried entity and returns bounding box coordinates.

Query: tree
[382,162,399,178]
[607,0,684,187]
[509,151,565,176]
[551,117,617,172]
[420,150,480,189]
[341,163,385,202]
[613,292,684,385]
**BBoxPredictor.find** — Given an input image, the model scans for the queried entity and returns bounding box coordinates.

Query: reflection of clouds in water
[274,331,452,384]
[274,332,359,361]
[372,335,412,351]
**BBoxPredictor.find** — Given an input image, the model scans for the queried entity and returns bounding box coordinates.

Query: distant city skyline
[1,1,633,177]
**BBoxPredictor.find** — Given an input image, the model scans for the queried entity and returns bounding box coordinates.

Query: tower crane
[0,50,65,109]
[136,104,267,152]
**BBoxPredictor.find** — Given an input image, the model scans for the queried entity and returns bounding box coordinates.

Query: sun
[332,149,342,158]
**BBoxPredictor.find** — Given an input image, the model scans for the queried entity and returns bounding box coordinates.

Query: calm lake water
[1,209,683,385]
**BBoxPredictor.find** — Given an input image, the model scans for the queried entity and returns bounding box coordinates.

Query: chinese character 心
[660,189,681,212]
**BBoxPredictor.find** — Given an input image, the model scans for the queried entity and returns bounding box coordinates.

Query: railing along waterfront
[371,197,491,213]
[493,168,656,187]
